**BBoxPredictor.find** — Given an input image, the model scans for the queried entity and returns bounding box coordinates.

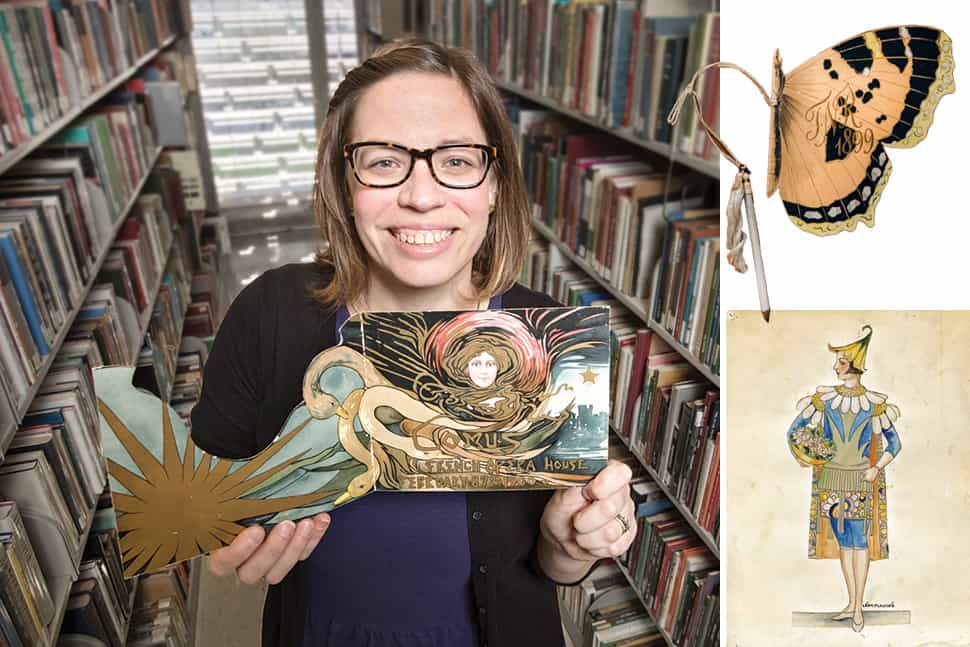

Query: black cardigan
[191,262,588,647]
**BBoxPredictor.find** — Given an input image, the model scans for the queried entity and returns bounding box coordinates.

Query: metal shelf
[493,79,719,179]
[2,148,166,456]
[613,429,719,558]
[530,217,719,387]
[0,38,177,177]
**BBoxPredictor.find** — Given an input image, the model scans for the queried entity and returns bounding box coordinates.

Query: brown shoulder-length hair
[311,37,531,310]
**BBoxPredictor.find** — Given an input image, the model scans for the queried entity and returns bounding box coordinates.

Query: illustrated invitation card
[93,307,610,576]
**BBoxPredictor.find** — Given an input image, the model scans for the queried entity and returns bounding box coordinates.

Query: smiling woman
[190,37,636,647]
[310,39,531,314]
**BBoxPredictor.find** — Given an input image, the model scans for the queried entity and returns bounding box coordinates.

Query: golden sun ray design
[98,399,341,577]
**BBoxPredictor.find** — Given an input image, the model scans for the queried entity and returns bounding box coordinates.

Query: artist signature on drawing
[863,601,895,608]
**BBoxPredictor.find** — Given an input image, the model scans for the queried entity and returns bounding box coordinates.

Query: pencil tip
[762,309,771,323]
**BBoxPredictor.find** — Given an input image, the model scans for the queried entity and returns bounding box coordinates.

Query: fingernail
[279,521,294,539]
[316,518,329,532]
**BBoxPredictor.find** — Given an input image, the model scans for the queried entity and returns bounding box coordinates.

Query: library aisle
[190,220,322,647]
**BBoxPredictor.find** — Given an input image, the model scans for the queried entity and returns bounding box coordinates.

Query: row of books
[0,189,175,437]
[169,337,205,424]
[0,344,108,646]
[0,0,185,155]
[509,103,716,305]
[650,209,719,372]
[0,501,55,646]
[60,490,135,647]
[615,327,719,539]
[0,86,164,400]
[425,0,719,159]
[616,466,719,646]
[559,559,666,646]
[133,238,192,401]
[0,156,193,440]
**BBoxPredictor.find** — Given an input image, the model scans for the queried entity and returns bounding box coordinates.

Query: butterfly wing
[773,26,954,235]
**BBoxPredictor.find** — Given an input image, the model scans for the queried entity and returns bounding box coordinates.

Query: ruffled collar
[796,385,900,433]
[816,384,886,414]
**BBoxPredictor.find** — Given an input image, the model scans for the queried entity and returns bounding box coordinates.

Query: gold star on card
[581,368,598,384]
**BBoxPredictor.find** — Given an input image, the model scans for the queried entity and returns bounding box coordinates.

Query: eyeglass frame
[343,141,498,189]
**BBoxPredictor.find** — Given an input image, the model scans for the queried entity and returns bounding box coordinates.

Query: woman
[788,325,901,633]
[190,38,636,646]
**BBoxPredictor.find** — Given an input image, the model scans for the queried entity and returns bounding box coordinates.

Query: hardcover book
[93,307,611,576]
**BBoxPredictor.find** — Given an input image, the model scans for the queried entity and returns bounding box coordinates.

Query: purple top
[302,295,502,646]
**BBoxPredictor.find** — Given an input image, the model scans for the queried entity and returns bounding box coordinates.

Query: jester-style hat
[828,325,873,372]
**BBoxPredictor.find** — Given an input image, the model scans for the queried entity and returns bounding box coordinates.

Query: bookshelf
[493,78,718,179]
[530,217,719,387]
[0,2,209,645]
[2,146,165,453]
[0,37,177,177]
[614,427,718,557]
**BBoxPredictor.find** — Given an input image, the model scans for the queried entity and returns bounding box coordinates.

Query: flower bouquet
[789,425,835,465]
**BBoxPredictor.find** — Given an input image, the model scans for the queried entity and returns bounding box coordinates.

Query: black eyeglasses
[343,142,498,189]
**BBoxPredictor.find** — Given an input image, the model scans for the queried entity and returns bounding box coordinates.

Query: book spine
[39,2,70,112]
[18,7,56,124]
[0,8,39,134]
[0,234,51,355]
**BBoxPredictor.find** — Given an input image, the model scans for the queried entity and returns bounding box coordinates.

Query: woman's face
[349,71,495,297]
[468,351,498,388]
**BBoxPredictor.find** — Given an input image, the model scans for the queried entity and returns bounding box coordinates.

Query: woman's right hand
[207,513,331,585]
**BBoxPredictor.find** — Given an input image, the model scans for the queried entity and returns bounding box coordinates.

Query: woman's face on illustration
[468,351,498,388]
[348,71,495,296]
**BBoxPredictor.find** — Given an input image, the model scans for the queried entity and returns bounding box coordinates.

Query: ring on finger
[614,512,632,535]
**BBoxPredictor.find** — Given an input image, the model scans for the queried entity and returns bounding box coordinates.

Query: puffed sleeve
[872,401,902,457]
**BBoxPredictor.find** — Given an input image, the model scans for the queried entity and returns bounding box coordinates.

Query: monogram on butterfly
[767,26,955,236]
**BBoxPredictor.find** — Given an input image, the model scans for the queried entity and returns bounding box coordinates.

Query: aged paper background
[726,311,970,646]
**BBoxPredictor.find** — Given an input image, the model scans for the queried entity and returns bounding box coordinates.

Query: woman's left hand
[540,459,636,562]
[863,466,879,482]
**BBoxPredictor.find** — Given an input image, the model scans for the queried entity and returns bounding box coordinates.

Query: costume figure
[787,325,901,632]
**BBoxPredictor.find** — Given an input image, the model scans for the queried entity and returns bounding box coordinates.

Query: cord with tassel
[668,62,773,321]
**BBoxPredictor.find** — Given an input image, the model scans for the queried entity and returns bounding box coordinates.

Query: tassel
[726,170,748,273]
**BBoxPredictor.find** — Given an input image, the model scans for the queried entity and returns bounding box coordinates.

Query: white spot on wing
[804,210,822,221]
[863,67,870,76]
[879,151,887,165]
[870,167,882,181]
[862,186,872,199]
[900,27,910,38]
[847,199,861,212]
[828,206,841,218]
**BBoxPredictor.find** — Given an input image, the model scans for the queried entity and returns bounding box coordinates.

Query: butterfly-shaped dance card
[670,25,955,315]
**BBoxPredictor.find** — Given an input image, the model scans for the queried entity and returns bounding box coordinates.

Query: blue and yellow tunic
[788,384,901,559]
